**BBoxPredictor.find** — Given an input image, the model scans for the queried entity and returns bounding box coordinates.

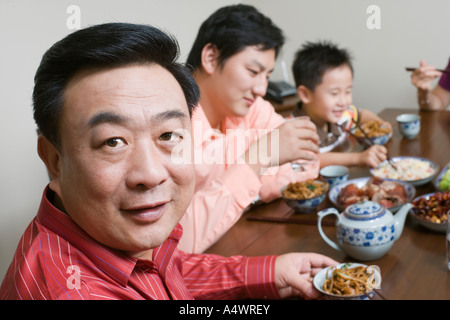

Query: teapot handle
[317,208,342,252]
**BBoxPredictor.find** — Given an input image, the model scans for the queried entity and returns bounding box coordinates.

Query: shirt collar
[37,186,182,287]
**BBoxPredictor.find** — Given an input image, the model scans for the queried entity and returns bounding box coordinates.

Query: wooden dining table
[205,108,450,300]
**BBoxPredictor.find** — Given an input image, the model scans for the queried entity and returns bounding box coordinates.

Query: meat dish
[337,177,408,208]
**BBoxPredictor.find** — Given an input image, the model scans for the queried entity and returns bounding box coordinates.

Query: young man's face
[303,64,353,126]
[207,45,276,118]
[42,64,195,259]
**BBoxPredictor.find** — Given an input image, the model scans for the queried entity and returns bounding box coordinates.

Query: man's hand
[274,252,338,299]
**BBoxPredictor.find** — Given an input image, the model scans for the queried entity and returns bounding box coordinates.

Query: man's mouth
[121,201,169,224]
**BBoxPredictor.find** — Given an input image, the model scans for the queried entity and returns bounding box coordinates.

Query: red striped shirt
[0,188,280,300]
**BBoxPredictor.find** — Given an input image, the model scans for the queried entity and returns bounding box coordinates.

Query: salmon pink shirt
[179,97,319,253]
[0,187,280,300]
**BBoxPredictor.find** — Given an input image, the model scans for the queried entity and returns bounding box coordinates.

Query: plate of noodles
[313,262,382,300]
[370,156,439,187]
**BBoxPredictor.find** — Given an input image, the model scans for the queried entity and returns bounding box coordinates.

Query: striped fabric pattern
[0,188,279,300]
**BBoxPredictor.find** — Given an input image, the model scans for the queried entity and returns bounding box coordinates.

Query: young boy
[292,41,390,168]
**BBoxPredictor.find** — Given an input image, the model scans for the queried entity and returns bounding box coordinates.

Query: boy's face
[302,64,353,126]
[207,45,275,119]
[41,64,195,260]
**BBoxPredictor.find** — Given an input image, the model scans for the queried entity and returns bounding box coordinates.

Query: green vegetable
[439,168,450,190]
[307,184,316,191]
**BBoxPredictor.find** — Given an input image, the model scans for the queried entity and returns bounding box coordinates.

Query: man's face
[47,64,195,259]
[208,46,275,118]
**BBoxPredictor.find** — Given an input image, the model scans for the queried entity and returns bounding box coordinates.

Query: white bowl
[370,156,439,187]
[328,177,416,213]
[313,263,382,300]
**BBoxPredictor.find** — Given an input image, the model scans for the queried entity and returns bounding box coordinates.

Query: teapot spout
[393,203,413,241]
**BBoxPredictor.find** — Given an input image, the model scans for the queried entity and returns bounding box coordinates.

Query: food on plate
[282,180,328,200]
[411,191,450,224]
[371,157,435,181]
[438,167,450,190]
[354,120,391,138]
[337,177,407,208]
[323,264,377,296]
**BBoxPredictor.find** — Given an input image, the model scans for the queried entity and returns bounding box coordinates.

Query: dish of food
[281,180,328,200]
[313,263,381,300]
[409,191,449,233]
[354,120,391,138]
[370,156,439,186]
[435,162,450,191]
[329,177,415,212]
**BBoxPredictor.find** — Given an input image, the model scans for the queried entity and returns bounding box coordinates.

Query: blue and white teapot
[317,201,413,261]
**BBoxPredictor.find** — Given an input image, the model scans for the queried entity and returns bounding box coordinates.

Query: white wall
[248,0,450,112]
[1,0,449,282]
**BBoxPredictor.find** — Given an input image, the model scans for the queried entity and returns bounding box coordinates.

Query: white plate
[313,263,381,300]
[370,156,439,187]
[328,177,416,213]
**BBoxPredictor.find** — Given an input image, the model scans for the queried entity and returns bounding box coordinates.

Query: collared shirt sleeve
[178,250,280,300]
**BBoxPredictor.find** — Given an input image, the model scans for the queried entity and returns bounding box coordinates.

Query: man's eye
[105,138,125,148]
[160,132,183,142]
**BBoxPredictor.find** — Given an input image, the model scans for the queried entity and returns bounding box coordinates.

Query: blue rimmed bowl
[281,180,329,213]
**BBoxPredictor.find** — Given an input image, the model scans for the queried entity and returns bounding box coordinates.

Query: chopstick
[246,215,335,226]
[405,67,450,74]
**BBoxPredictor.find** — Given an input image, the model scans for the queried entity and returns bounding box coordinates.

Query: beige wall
[0,0,449,282]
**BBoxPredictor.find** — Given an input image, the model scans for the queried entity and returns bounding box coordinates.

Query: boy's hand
[359,145,387,168]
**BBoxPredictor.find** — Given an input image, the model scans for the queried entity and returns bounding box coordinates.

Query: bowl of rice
[370,156,439,187]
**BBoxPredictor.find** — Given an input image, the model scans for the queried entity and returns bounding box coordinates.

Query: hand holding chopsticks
[341,123,398,171]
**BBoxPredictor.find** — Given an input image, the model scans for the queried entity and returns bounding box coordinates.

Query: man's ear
[297,85,313,104]
[200,43,219,74]
[37,135,62,195]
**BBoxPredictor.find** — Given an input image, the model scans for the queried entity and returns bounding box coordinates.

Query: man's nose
[126,141,169,189]
[252,76,268,97]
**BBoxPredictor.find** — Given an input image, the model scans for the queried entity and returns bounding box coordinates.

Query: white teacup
[396,114,421,139]
[319,165,349,189]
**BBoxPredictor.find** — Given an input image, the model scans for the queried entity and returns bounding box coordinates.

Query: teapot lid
[344,201,385,220]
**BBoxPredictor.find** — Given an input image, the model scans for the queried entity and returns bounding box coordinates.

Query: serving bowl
[370,156,439,187]
[409,192,449,233]
[313,262,381,300]
[352,120,391,145]
[281,180,328,213]
[435,162,450,191]
[328,177,415,213]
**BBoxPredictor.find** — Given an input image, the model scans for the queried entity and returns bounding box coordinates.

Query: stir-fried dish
[323,265,378,296]
[354,120,391,138]
[411,191,450,224]
[282,180,328,200]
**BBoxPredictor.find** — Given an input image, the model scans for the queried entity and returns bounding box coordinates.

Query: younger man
[292,41,390,168]
[180,5,320,253]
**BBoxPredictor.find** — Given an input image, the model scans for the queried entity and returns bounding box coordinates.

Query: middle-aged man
[0,23,336,300]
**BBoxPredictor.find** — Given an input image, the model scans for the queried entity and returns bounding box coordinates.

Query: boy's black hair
[292,41,353,91]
